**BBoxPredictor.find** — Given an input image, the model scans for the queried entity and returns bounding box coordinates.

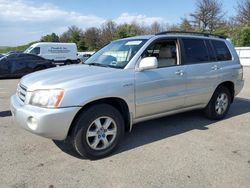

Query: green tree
[114,23,144,39]
[234,26,250,46]
[70,31,81,44]
[40,33,59,42]
[77,38,88,51]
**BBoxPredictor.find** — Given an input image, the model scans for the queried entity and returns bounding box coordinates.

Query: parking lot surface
[0,68,250,188]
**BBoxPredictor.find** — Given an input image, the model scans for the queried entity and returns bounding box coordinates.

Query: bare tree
[190,0,225,32]
[179,18,194,31]
[236,0,250,26]
[150,21,161,34]
[100,21,117,46]
[84,27,101,50]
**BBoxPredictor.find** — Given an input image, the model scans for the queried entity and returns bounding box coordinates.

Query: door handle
[175,70,184,76]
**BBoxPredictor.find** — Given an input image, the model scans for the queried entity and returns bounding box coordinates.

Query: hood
[21,64,121,91]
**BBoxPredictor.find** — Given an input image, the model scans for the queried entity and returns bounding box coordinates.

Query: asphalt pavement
[0,68,250,188]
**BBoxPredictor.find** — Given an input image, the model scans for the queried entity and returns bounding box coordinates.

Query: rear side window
[182,38,209,64]
[211,40,232,61]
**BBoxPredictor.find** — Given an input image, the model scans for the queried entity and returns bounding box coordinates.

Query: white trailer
[235,47,250,66]
[24,42,78,65]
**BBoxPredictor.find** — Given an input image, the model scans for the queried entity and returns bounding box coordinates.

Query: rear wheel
[204,86,231,120]
[71,104,124,159]
[65,60,71,65]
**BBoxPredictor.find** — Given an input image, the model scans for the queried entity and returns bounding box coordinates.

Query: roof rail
[155,31,226,39]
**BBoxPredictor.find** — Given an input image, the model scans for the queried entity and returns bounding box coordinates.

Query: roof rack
[155,31,226,39]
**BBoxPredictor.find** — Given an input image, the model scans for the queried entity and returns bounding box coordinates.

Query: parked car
[10,31,244,159]
[0,53,53,78]
[24,42,78,65]
[78,52,95,63]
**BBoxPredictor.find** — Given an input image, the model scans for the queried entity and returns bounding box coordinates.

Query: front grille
[17,83,27,103]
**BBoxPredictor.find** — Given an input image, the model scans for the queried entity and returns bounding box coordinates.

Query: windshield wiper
[88,63,109,67]
[87,62,121,69]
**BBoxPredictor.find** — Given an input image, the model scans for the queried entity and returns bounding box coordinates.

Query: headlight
[29,89,64,108]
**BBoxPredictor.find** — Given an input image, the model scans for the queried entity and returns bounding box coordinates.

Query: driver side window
[142,40,179,68]
[30,47,40,55]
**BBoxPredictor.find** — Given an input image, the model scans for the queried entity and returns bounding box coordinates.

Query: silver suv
[10,32,244,159]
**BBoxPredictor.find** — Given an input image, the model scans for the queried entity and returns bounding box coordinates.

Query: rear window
[211,40,232,61]
[182,38,209,64]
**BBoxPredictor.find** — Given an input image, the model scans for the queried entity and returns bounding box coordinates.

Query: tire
[65,60,71,65]
[204,86,232,120]
[71,104,125,159]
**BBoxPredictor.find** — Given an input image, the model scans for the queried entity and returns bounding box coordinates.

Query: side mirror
[138,57,158,71]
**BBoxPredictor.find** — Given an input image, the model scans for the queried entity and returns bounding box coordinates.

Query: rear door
[135,38,187,118]
[181,38,222,107]
[10,54,29,76]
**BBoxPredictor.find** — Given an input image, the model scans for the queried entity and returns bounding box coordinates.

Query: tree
[234,26,250,46]
[59,26,86,51]
[59,31,71,42]
[77,38,88,51]
[190,0,224,32]
[84,27,101,50]
[150,21,161,34]
[40,33,59,42]
[59,26,83,43]
[179,18,194,31]
[70,30,81,44]
[100,21,117,46]
[114,23,145,39]
[235,0,250,26]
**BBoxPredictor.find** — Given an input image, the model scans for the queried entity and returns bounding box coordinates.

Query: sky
[0,0,239,46]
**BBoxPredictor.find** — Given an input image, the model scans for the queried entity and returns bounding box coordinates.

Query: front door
[135,39,187,119]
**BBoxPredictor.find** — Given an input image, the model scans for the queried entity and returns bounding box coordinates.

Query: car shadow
[0,110,12,117]
[53,97,250,159]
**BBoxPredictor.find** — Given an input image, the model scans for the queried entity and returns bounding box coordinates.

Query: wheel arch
[215,81,235,103]
[67,97,131,137]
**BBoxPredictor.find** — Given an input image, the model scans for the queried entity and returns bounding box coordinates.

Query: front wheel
[71,104,125,159]
[204,86,232,120]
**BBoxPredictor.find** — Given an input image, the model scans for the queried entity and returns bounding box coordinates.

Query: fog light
[27,117,38,130]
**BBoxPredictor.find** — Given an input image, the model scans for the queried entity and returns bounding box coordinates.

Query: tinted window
[182,38,209,64]
[205,40,216,61]
[30,47,40,55]
[211,40,232,61]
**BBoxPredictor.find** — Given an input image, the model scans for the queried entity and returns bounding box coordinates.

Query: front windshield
[85,39,147,68]
[0,55,8,61]
[24,46,33,53]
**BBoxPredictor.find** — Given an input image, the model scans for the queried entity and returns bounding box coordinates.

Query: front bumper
[10,94,81,140]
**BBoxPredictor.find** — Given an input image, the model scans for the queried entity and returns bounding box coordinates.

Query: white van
[24,42,78,65]
[235,47,250,66]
